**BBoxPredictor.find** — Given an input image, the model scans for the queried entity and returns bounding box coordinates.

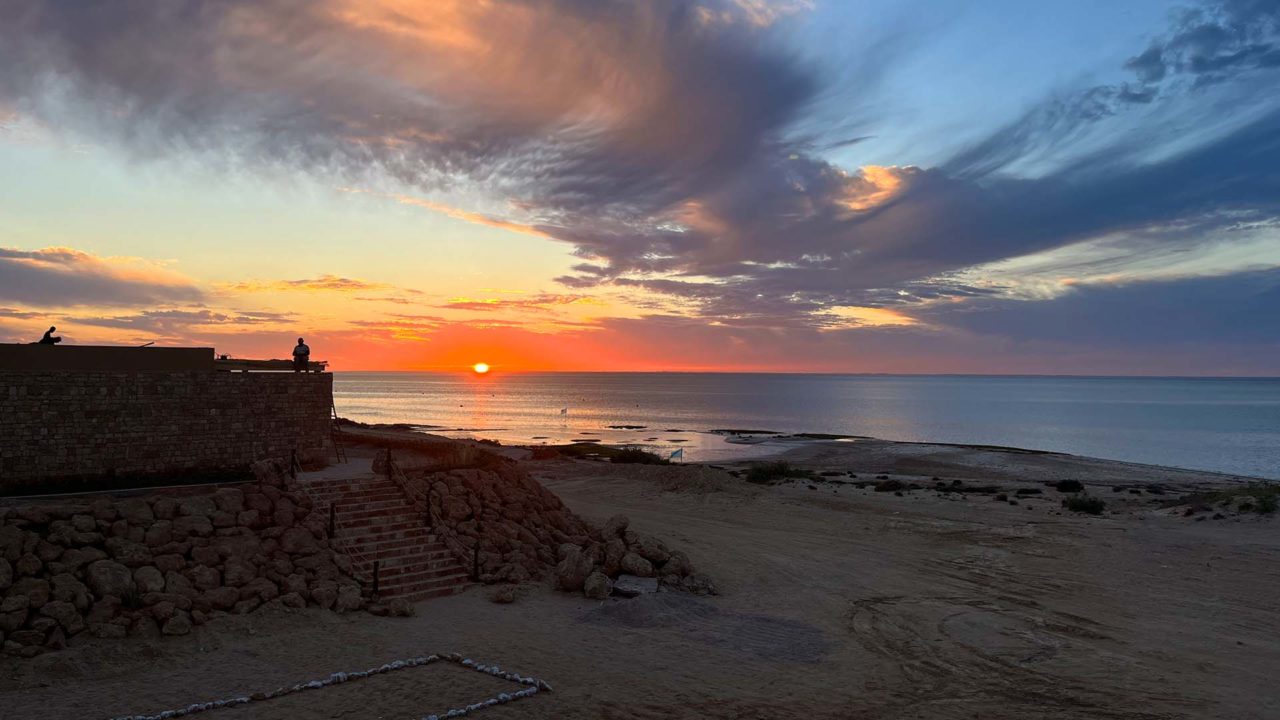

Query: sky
[1,0,1278,374]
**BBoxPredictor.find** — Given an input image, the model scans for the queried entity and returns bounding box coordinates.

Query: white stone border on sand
[104,652,553,720]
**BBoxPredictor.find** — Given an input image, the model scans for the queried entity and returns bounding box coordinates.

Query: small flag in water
[669,448,684,461]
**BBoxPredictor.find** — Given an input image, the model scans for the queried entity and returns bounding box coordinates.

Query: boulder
[388,598,414,617]
[35,540,63,563]
[106,538,153,567]
[153,498,179,520]
[15,553,42,577]
[0,596,28,633]
[164,571,197,597]
[232,598,261,615]
[603,538,626,576]
[335,585,363,612]
[151,600,178,621]
[154,553,186,574]
[279,592,307,609]
[133,566,165,594]
[488,585,518,604]
[116,498,155,525]
[237,509,262,528]
[0,558,11,591]
[39,600,85,635]
[310,581,338,610]
[239,577,279,602]
[213,488,245,514]
[279,527,318,555]
[619,552,654,578]
[223,557,256,586]
[178,496,217,518]
[601,514,629,538]
[211,511,237,529]
[189,565,221,591]
[172,515,213,537]
[10,577,52,606]
[613,574,659,597]
[71,514,97,533]
[86,558,135,597]
[89,623,127,639]
[583,571,613,600]
[49,574,92,611]
[630,533,671,564]
[555,546,594,592]
[144,522,173,548]
[161,611,192,636]
[204,587,239,611]
[190,546,221,566]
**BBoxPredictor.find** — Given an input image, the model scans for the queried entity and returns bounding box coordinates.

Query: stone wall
[0,371,333,487]
[0,458,370,658]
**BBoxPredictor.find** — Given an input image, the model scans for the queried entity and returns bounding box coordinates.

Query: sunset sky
[2,0,1278,373]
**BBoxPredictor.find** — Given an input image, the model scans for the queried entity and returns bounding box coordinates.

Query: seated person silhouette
[38,326,62,345]
[292,337,310,372]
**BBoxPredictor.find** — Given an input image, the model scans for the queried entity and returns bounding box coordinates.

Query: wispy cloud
[0,246,204,307]
[221,274,406,294]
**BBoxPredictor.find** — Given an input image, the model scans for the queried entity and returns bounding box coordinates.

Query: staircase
[302,474,471,603]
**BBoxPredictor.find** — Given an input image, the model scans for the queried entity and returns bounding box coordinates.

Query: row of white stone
[105,652,553,720]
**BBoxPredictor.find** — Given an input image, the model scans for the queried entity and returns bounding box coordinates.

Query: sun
[472,362,490,374]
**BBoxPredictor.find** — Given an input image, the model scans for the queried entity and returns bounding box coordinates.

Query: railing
[383,449,481,582]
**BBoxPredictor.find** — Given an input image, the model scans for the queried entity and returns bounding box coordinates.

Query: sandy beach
[2,437,1277,720]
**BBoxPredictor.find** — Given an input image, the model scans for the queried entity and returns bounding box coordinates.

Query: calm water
[333,373,1280,479]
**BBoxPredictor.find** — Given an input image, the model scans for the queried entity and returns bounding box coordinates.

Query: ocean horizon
[334,372,1280,480]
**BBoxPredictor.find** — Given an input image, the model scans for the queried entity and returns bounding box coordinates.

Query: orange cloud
[221,274,407,294]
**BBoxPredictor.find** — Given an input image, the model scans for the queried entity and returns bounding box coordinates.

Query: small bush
[874,479,905,492]
[610,447,670,465]
[1055,479,1085,493]
[745,461,807,484]
[1257,494,1278,514]
[1062,495,1106,515]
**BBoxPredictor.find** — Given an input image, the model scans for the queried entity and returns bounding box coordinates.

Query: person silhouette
[292,337,310,372]
[38,326,62,345]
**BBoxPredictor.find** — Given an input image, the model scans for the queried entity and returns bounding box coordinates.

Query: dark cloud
[0,246,205,307]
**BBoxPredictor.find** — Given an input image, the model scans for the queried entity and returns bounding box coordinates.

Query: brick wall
[0,372,333,486]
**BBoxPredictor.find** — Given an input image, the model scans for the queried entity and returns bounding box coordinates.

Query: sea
[333,373,1280,480]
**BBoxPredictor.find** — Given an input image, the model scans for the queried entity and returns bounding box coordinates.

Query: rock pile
[0,458,364,658]
[397,459,713,599]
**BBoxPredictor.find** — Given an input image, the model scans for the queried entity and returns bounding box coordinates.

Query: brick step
[335,517,424,532]
[304,477,401,490]
[334,506,422,522]
[366,563,469,585]
[305,485,402,499]
[307,488,403,503]
[336,532,437,554]
[338,528,435,543]
[396,585,470,603]
[377,572,471,596]
[317,492,410,507]
[346,547,456,568]
[329,498,413,513]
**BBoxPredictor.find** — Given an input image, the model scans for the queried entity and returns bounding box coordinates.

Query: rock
[10,577,52,606]
[105,538,152,567]
[191,609,208,625]
[0,558,11,591]
[223,557,256,587]
[38,600,85,635]
[190,545,221,566]
[86,597,120,624]
[388,598,414,617]
[151,600,177,621]
[244,492,273,515]
[178,496,217,517]
[86,558,135,597]
[583,571,613,600]
[660,550,693,577]
[204,587,239,611]
[612,575,659,597]
[211,533,261,559]
[239,577,279,602]
[683,573,718,596]
[172,515,213,537]
[189,565,221,591]
[161,611,192,635]
[602,514,630,538]
[279,592,307,609]
[10,629,46,647]
[335,585,363,612]
[0,596,28,633]
[164,571,196,597]
[89,623,127,639]
[15,553,42,577]
[630,533,670,564]
[281,573,308,597]
[310,581,338,610]
[213,488,246,514]
[237,509,262,528]
[34,540,62,563]
[133,566,166,594]
[50,574,91,611]
[144,522,173,548]
[488,585,518,604]
[555,546,594,592]
[232,598,261,615]
[602,538,626,576]
[279,527,318,554]
[153,498,179,520]
[71,514,97,533]
[619,552,654,578]
[116,498,155,525]
[154,553,186,573]
[211,511,237,529]
[89,499,116,522]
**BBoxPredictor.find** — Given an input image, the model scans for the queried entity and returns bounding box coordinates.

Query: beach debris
[613,575,658,597]
[103,652,550,720]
